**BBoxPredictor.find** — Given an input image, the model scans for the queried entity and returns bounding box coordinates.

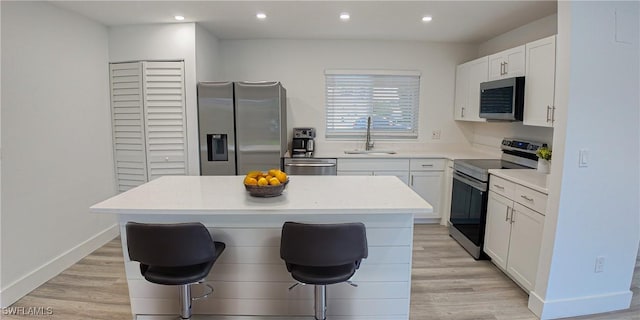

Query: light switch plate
[579,149,589,167]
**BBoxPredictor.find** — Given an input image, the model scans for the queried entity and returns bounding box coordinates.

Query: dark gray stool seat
[280,221,367,320]
[141,261,218,285]
[290,264,358,285]
[126,222,225,319]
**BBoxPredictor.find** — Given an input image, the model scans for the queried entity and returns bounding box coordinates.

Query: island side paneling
[119,213,414,319]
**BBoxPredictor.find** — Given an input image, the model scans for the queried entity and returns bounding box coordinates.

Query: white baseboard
[0,224,119,308]
[414,218,440,224]
[528,289,633,320]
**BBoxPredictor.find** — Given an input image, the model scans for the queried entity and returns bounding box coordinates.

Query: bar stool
[280,221,368,320]
[126,222,225,320]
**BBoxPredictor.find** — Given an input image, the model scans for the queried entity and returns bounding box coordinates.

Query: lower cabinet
[408,158,444,221]
[337,158,443,221]
[484,175,546,293]
[375,170,410,185]
[440,160,454,225]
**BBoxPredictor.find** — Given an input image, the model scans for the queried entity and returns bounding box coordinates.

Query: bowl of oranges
[243,169,289,197]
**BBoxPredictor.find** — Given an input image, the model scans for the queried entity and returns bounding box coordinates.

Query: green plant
[536,146,552,161]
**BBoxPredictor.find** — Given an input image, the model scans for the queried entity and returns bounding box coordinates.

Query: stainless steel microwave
[479,77,525,121]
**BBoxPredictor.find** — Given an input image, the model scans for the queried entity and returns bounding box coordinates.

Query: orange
[257,177,268,186]
[275,171,288,183]
[244,177,258,186]
[269,177,281,186]
[246,170,262,179]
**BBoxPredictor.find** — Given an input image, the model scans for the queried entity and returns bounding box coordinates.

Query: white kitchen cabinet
[374,170,410,185]
[484,175,546,293]
[507,202,545,291]
[484,191,513,270]
[524,35,557,127]
[338,168,409,184]
[488,45,525,80]
[454,57,488,122]
[337,157,444,221]
[440,160,454,226]
[337,158,410,185]
[336,170,373,176]
[409,159,445,221]
[109,61,187,192]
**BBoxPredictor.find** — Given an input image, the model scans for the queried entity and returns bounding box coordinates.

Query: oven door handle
[453,172,487,192]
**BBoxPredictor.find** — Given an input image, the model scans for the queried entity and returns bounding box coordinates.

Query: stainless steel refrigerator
[197,81,287,175]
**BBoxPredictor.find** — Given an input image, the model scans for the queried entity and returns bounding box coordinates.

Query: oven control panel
[501,138,547,154]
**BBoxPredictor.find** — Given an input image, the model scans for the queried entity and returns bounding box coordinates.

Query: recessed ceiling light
[256,12,267,20]
[340,13,350,21]
[174,15,185,21]
[422,16,433,22]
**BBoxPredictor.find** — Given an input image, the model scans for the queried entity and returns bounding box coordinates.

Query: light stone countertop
[488,169,549,194]
[312,147,500,161]
[90,175,433,216]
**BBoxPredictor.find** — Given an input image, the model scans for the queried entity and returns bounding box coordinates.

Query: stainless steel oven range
[449,138,546,259]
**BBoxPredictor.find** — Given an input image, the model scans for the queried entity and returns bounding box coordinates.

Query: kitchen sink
[344,150,397,155]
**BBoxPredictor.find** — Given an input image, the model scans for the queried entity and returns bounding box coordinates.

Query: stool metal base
[314,285,327,320]
[179,284,192,319]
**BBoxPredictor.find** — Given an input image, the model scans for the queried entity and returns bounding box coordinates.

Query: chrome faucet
[365,116,374,151]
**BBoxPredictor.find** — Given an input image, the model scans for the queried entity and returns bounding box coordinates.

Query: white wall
[195,24,223,82]
[109,23,200,175]
[219,39,478,152]
[471,14,558,149]
[0,0,3,305]
[530,2,639,319]
[478,14,558,56]
[0,2,118,307]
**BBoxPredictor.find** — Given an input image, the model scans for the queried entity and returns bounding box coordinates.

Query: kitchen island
[90,175,432,320]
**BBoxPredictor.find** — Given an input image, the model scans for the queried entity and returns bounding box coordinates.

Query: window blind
[325,71,420,139]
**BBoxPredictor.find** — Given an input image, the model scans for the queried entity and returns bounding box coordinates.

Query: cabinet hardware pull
[546,106,551,122]
[493,184,504,189]
[504,61,508,74]
[510,208,516,223]
[461,107,465,117]
[421,164,433,167]
[521,195,534,201]
[500,62,504,75]
[505,206,510,222]
[551,106,556,123]
[410,175,413,186]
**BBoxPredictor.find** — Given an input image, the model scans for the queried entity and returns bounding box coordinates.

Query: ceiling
[53,1,557,43]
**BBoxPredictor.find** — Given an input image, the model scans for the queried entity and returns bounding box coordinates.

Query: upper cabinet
[523,35,557,127]
[488,45,525,80]
[454,57,488,122]
[454,35,558,127]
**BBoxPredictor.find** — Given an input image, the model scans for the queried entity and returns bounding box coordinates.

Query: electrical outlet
[432,130,441,140]
[595,256,605,273]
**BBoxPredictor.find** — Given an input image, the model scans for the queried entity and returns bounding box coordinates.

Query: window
[325,70,420,139]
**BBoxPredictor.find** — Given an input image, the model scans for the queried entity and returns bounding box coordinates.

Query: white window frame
[324,69,421,140]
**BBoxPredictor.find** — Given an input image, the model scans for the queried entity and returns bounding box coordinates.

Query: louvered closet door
[142,61,187,180]
[110,62,148,192]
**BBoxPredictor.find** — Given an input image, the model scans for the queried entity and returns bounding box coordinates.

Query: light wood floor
[3,225,639,320]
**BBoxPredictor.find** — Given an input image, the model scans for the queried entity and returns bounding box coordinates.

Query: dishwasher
[283,158,337,175]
